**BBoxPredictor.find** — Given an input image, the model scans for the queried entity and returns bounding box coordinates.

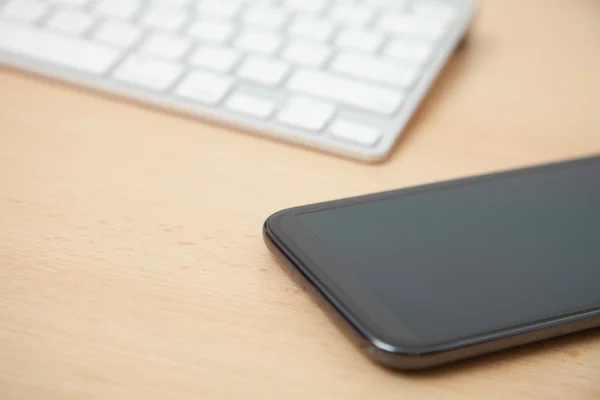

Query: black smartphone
[263,155,600,370]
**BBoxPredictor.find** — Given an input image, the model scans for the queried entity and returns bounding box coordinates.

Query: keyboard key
[93,20,142,47]
[286,69,404,115]
[330,4,374,26]
[383,39,434,65]
[330,52,420,88]
[141,5,187,30]
[277,96,335,131]
[197,0,243,18]
[335,28,383,53]
[114,54,183,90]
[236,57,290,86]
[330,119,382,147]
[243,6,288,29]
[95,0,141,19]
[234,31,282,55]
[141,33,191,60]
[188,45,240,72]
[175,70,233,104]
[414,1,458,24]
[46,8,96,35]
[154,0,191,5]
[377,13,446,40]
[187,19,234,43]
[283,0,327,13]
[282,41,331,67]
[288,17,336,41]
[225,92,276,119]
[52,0,90,5]
[368,0,411,10]
[0,20,120,74]
[1,0,48,22]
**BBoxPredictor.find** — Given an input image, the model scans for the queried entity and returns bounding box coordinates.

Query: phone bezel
[264,155,600,366]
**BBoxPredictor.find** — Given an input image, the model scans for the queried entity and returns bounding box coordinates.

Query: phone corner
[263,208,291,236]
[361,338,445,371]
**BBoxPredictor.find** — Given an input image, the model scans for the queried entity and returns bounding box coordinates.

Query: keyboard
[0,0,476,161]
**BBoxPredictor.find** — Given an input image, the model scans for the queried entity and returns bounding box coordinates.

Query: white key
[154,0,190,5]
[330,53,420,88]
[46,9,96,35]
[113,54,183,91]
[0,20,120,74]
[93,20,142,47]
[175,70,232,105]
[234,31,282,55]
[188,45,240,72]
[288,17,336,41]
[286,69,404,115]
[330,119,382,147]
[277,96,335,131]
[95,0,140,19]
[1,0,48,22]
[52,0,90,5]
[141,34,191,60]
[413,1,458,25]
[197,0,243,18]
[330,4,374,26]
[187,19,234,43]
[383,39,434,65]
[368,0,410,10]
[335,28,383,53]
[377,14,446,40]
[141,5,187,30]
[284,0,326,13]
[282,41,331,67]
[237,57,289,86]
[242,6,287,29]
[225,92,276,119]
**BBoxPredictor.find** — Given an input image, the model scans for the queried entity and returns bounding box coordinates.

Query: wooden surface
[1,0,600,398]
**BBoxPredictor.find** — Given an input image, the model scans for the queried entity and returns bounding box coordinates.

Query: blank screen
[299,159,600,345]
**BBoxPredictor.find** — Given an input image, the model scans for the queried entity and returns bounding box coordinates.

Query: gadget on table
[264,155,600,369]
[0,0,476,161]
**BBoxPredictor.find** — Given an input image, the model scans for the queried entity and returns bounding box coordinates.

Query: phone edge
[264,214,600,370]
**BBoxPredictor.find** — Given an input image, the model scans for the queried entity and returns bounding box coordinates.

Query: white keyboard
[0,0,476,161]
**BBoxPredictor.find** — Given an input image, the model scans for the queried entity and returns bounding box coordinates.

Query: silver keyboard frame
[0,0,478,162]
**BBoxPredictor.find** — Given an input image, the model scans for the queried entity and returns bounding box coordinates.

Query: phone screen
[297,158,600,345]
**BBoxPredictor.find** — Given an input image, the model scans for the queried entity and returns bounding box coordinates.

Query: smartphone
[263,155,600,370]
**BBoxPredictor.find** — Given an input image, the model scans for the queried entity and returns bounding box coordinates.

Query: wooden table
[1,0,599,398]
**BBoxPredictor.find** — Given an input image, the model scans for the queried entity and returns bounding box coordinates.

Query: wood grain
[1,0,599,399]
